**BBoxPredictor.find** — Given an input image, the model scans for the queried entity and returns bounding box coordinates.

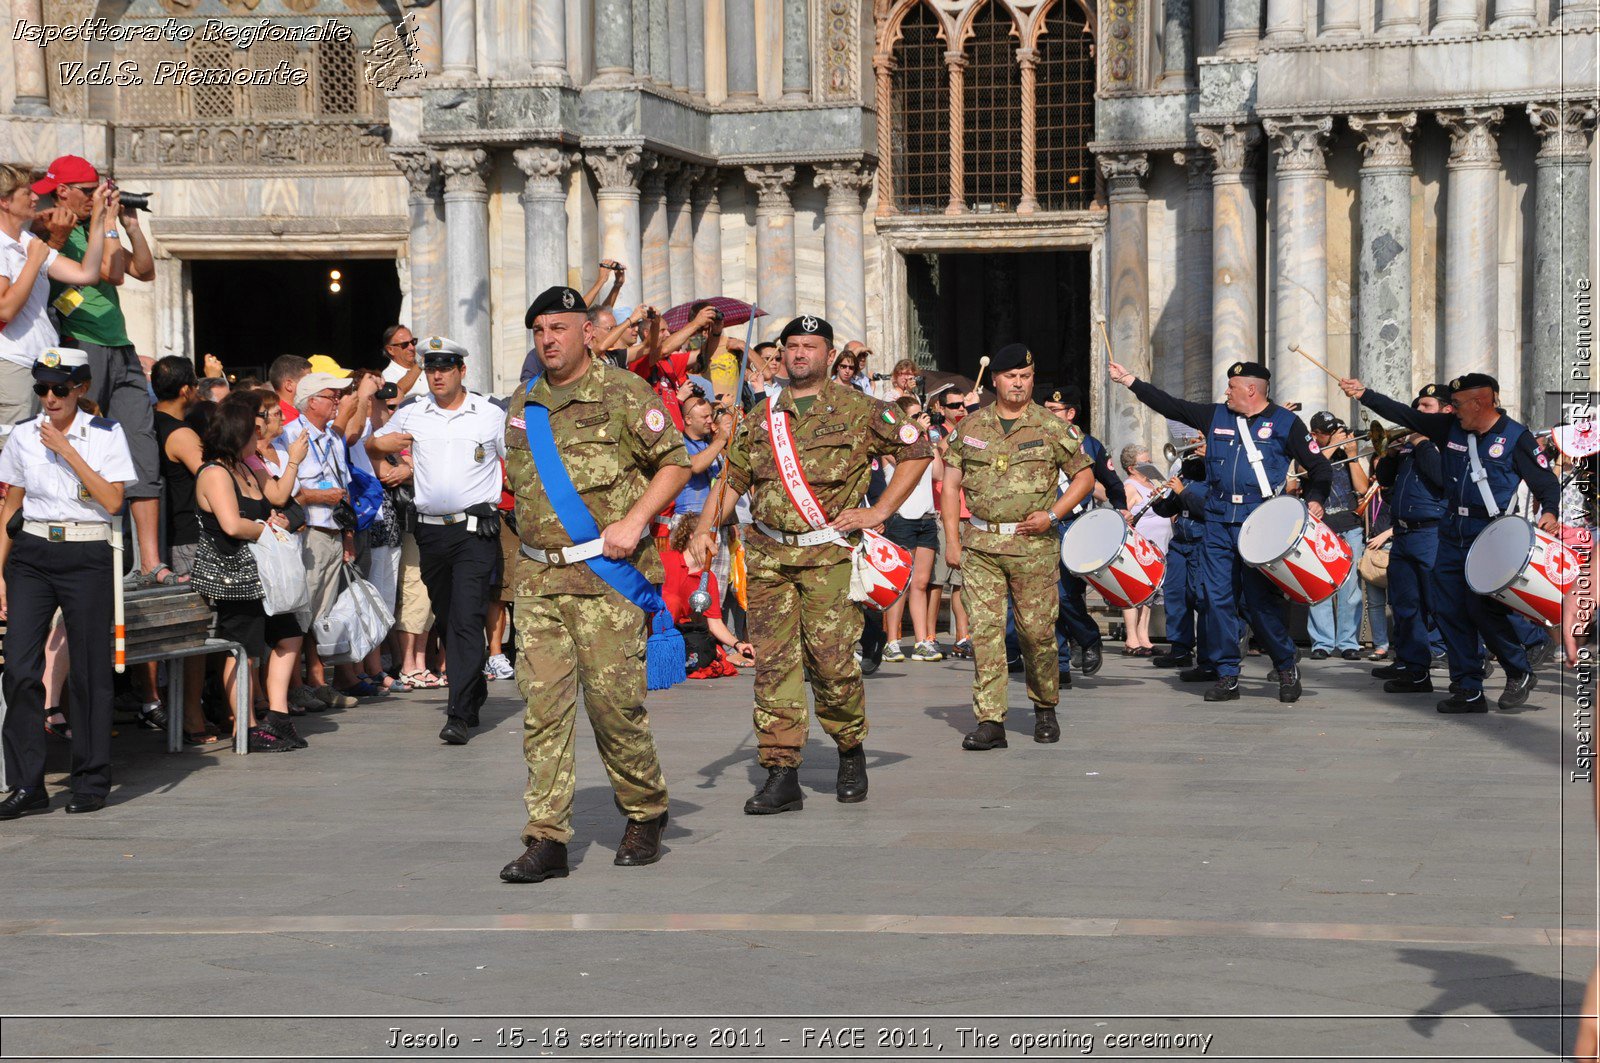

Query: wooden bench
[121,585,252,755]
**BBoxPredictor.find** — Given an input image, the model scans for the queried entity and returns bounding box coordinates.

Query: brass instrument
[1161,439,1205,465]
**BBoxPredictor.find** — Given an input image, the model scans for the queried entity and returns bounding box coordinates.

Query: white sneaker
[485,653,515,681]
[881,640,905,662]
[911,640,945,662]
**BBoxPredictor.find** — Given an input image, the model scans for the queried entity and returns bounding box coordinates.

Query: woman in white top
[880,397,943,662]
[0,166,109,432]
[1119,444,1173,656]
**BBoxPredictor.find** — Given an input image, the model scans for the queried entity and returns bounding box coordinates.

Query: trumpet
[1321,421,1391,467]
[1161,439,1205,464]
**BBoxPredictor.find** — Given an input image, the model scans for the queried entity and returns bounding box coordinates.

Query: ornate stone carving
[1437,107,1505,166]
[745,165,797,213]
[814,0,859,100]
[1263,115,1332,176]
[690,167,723,209]
[1103,0,1138,87]
[813,162,874,213]
[116,122,391,169]
[642,156,682,199]
[437,147,490,196]
[1173,150,1214,182]
[1349,112,1418,170]
[1096,152,1150,199]
[585,145,651,191]
[668,163,702,202]
[1195,122,1260,176]
[390,149,440,198]
[1529,101,1599,160]
[513,145,574,197]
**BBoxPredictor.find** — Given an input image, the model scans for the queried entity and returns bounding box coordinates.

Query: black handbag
[190,527,264,601]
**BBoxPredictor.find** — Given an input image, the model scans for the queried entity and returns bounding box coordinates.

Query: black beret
[989,343,1034,376]
[1034,381,1065,405]
[1415,382,1451,406]
[1227,361,1271,382]
[525,285,587,328]
[778,314,833,344]
[1448,372,1498,394]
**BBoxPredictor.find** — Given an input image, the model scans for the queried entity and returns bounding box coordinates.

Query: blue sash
[520,390,665,614]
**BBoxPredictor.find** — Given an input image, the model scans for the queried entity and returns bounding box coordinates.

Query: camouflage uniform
[946,403,1090,723]
[725,379,932,768]
[504,361,689,845]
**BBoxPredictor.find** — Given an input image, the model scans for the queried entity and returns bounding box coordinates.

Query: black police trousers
[414,520,500,721]
[3,532,115,798]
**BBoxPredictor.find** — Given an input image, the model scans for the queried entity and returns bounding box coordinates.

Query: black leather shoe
[1033,708,1060,744]
[962,720,1008,750]
[1180,666,1219,683]
[1340,649,1362,660]
[836,746,868,803]
[1525,640,1553,672]
[136,703,169,732]
[1080,644,1103,677]
[1310,648,1330,661]
[1058,670,1072,690]
[0,788,49,820]
[1204,678,1240,702]
[745,766,804,814]
[1278,666,1303,703]
[1384,676,1434,694]
[1437,691,1488,713]
[1372,663,1407,679]
[614,812,667,866]
[439,717,470,745]
[1499,672,1536,710]
[1152,651,1193,669]
[64,794,105,814]
[500,838,569,883]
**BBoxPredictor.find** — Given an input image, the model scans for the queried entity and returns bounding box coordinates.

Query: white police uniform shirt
[373,391,505,516]
[275,417,350,531]
[0,409,136,522]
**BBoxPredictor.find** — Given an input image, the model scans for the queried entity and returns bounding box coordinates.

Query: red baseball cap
[31,155,99,195]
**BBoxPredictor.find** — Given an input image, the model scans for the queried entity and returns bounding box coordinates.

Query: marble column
[1431,0,1479,35]
[667,165,700,305]
[1491,0,1538,29]
[945,52,969,214]
[1529,102,1598,423]
[441,0,478,79]
[1219,0,1262,55]
[587,147,652,307]
[410,0,444,73]
[814,163,872,344]
[1349,112,1418,406]
[1376,0,1421,35]
[1437,108,1504,380]
[439,147,493,391]
[1159,0,1192,85]
[1264,0,1305,41]
[594,0,635,80]
[1099,153,1153,455]
[393,152,447,335]
[10,0,50,114]
[515,146,574,322]
[1017,48,1041,212]
[725,0,758,98]
[1197,122,1262,397]
[1264,116,1332,411]
[692,170,724,298]
[745,166,798,332]
[640,160,676,308]
[1558,0,1600,26]
[781,0,811,100]
[687,0,707,95]
[633,0,653,75]
[1320,0,1361,35]
[648,0,671,83]
[668,0,690,91]
[530,0,569,80]
[1175,151,1215,400]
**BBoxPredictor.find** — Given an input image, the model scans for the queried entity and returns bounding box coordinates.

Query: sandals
[125,564,187,590]
[400,670,443,689]
[44,711,71,740]
[374,672,412,693]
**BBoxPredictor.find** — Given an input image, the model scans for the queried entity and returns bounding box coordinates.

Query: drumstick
[971,355,991,396]
[1097,320,1115,362]
[1289,344,1341,383]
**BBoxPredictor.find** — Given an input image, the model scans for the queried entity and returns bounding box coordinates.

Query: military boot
[836,746,868,803]
[1033,707,1060,744]
[745,766,804,815]
[499,839,569,883]
[614,812,668,866]
[962,720,1008,750]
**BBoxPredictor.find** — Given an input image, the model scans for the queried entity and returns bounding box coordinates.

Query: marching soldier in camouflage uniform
[942,344,1094,750]
[687,315,931,815]
[499,285,691,884]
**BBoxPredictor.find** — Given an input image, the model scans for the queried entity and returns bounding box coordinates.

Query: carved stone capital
[744,165,797,213]
[691,167,723,210]
[1096,152,1150,198]
[390,150,439,199]
[585,145,652,192]
[1437,107,1505,167]
[1263,115,1333,176]
[813,161,873,212]
[668,163,702,202]
[437,147,489,197]
[641,156,679,199]
[1529,101,1599,161]
[1173,149,1214,183]
[1349,112,1418,170]
[1195,122,1261,177]
[513,145,574,197]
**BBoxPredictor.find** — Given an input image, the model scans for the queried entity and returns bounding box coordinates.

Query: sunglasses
[390,338,418,347]
[32,382,75,397]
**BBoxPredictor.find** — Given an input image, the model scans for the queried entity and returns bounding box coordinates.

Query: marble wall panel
[792,180,828,323]
[1146,160,1185,399]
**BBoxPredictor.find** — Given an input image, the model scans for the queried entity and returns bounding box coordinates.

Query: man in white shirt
[379,324,426,402]
[371,336,507,744]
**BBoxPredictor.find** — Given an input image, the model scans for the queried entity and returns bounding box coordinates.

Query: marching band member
[1109,359,1331,703]
[1150,444,1209,670]
[1339,372,1561,712]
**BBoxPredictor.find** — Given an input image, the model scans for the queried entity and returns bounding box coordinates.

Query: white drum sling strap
[1236,416,1275,499]
[1465,435,1501,516]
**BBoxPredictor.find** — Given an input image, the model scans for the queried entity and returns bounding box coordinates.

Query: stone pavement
[0,647,1593,1060]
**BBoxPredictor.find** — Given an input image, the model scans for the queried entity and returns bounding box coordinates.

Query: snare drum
[1464,515,1577,627]
[1061,508,1165,609]
[1237,496,1354,606]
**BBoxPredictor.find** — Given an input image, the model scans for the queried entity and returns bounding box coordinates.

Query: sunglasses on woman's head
[32,382,73,398]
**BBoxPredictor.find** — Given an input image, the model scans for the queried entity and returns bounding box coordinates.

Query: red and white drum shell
[1237,496,1354,606]
[854,528,913,612]
[1060,508,1165,609]
[1464,515,1579,628]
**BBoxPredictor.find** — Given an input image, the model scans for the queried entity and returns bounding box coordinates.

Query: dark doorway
[904,250,1096,425]
[190,258,401,380]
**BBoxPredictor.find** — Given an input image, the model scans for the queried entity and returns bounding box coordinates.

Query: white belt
[755,521,845,548]
[417,511,469,526]
[520,540,605,566]
[22,519,110,542]
[969,517,1021,535]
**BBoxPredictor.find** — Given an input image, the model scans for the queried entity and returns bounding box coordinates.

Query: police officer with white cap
[0,347,137,817]
[371,336,507,744]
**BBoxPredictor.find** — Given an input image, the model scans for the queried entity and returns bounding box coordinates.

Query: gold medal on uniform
[77,483,91,501]
[995,454,1009,475]
[474,444,485,463]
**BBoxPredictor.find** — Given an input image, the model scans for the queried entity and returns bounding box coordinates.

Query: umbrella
[662,296,765,333]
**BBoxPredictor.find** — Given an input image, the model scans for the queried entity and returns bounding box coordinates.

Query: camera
[687,383,706,399]
[118,191,153,212]
[376,382,398,400]
[928,411,947,429]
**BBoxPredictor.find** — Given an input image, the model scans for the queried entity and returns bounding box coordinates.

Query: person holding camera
[371,336,506,745]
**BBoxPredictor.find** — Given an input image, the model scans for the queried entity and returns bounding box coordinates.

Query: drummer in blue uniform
[1109,358,1332,703]
[1045,386,1125,680]
[0,347,137,818]
[1339,371,1561,711]
[1150,443,1209,670]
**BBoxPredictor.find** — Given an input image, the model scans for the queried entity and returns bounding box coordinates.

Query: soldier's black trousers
[415,521,499,721]
[3,532,115,798]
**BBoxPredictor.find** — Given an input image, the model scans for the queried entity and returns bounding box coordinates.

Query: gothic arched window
[1035,0,1096,211]
[888,2,949,214]
[964,1,1023,211]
